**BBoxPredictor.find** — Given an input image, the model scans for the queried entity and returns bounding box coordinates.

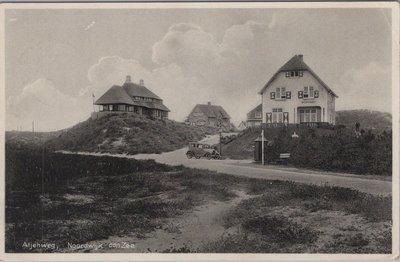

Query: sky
[5,7,393,131]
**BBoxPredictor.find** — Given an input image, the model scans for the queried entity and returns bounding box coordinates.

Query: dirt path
[78,190,251,253]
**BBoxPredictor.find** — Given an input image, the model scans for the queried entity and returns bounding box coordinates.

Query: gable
[259,55,338,98]
[261,71,334,98]
[247,104,262,119]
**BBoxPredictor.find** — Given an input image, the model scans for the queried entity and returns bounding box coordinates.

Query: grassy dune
[6,148,391,253]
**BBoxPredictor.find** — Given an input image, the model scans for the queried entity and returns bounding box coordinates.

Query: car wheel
[186,152,193,159]
[205,153,212,160]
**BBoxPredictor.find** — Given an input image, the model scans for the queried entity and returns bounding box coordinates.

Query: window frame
[272,108,283,123]
[303,86,315,99]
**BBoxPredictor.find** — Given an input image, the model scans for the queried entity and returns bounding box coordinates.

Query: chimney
[298,54,303,61]
[208,102,211,106]
[139,79,144,86]
[125,75,132,83]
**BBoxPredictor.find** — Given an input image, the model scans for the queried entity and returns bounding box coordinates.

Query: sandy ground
[63,190,252,253]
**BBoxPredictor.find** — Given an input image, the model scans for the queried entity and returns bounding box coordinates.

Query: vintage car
[186,142,221,160]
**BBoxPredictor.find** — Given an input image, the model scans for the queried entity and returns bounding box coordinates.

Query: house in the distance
[237,121,247,131]
[246,104,262,128]
[186,102,231,131]
[259,54,338,126]
[92,75,170,119]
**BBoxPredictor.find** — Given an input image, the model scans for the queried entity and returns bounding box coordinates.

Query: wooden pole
[92,93,95,112]
[220,131,222,157]
[32,121,34,132]
[261,129,264,165]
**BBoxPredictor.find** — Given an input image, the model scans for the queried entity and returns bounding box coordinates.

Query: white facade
[260,65,337,125]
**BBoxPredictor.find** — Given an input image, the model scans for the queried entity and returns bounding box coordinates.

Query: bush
[266,127,392,176]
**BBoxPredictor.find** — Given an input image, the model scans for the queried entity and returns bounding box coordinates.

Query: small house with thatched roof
[92,75,170,119]
[185,102,231,131]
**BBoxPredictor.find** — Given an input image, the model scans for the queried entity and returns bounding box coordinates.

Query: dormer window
[285,71,303,78]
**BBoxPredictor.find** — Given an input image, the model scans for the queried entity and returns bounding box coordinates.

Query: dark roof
[132,100,170,112]
[95,81,169,112]
[95,85,134,105]
[259,55,338,98]
[122,82,161,100]
[279,54,309,71]
[193,104,231,119]
[247,104,262,119]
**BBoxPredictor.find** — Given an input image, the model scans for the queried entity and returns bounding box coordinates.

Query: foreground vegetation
[223,125,392,176]
[7,113,217,155]
[6,146,391,253]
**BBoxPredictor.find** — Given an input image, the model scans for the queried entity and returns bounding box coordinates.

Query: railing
[261,122,333,129]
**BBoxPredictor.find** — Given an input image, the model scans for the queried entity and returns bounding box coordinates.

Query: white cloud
[336,62,391,113]
[221,20,265,56]
[6,79,91,131]
[86,21,269,125]
[152,22,223,76]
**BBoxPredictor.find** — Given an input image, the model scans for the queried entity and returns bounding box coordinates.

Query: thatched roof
[191,104,231,119]
[122,82,161,100]
[95,85,134,105]
[94,80,170,112]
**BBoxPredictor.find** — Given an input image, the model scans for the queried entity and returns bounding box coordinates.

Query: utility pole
[261,128,264,165]
[92,93,95,112]
[32,121,34,132]
[217,115,222,156]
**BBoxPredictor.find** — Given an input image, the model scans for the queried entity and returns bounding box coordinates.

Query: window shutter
[283,112,289,123]
[266,113,272,123]
[314,91,319,98]
[286,91,291,99]
[298,91,303,98]
[270,92,275,99]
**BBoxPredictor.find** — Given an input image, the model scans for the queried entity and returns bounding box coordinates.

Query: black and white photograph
[1,2,399,260]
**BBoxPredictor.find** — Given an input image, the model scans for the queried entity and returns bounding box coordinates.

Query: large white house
[259,54,338,125]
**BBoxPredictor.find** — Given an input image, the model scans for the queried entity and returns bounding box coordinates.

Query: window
[128,106,134,112]
[303,86,314,99]
[299,108,318,123]
[255,111,262,118]
[286,71,303,77]
[272,108,283,123]
[276,87,286,99]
